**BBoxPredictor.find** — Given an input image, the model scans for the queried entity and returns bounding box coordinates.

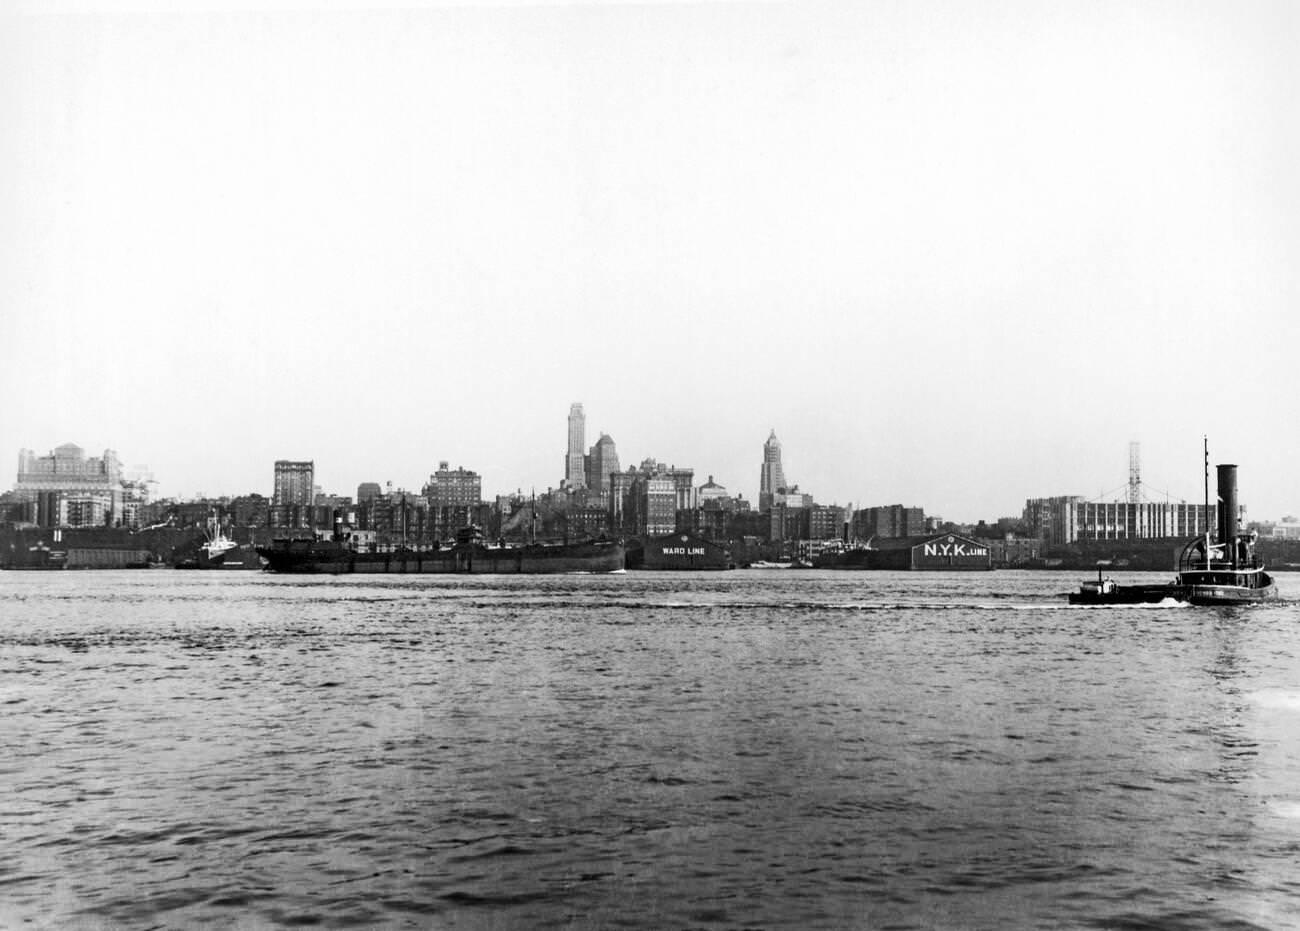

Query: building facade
[585,433,620,495]
[272,460,315,508]
[13,444,152,528]
[423,462,482,509]
[854,505,927,541]
[609,469,637,533]
[1023,496,1215,546]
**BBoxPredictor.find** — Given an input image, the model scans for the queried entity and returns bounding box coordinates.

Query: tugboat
[1172,463,1278,606]
[1068,448,1278,606]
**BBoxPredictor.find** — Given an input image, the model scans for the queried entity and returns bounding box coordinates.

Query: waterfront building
[1258,518,1300,540]
[1022,496,1215,546]
[758,430,787,512]
[272,460,314,507]
[585,433,620,496]
[808,504,846,541]
[640,474,678,536]
[565,403,586,489]
[567,506,610,539]
[854,505,927,541]
[13,444,152,528]
[818,533,993,571]
[357,482,382,504]
[977,536,1043,567]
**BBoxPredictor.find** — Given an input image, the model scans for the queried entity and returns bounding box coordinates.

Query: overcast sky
[3,0,1297,522]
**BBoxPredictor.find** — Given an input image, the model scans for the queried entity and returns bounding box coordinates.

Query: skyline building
[854,505,927,540]
[758,429,787,512]
[272,460,314,507]
[585,433,620,495]
[565,403,586,489]
[13,443,152,528]
[423,461,482,509]
[698,475,728,504]
[1022,496,1215,546]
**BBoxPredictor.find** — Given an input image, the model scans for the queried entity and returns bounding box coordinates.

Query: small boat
[1068,568,1183,605]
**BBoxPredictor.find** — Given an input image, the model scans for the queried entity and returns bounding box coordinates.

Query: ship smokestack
[1217,464,1238,563]
[332,508,344,543]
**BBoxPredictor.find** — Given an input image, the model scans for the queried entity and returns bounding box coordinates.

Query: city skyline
[8,422,1292,525]
[3,3,1297,522]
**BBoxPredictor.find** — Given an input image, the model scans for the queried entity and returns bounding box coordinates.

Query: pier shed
[870,533,993,571]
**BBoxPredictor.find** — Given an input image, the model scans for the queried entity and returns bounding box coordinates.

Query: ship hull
[176,545,267,570]
[1182,581,1279,606]
[258,540,625,574]
[1068,583,1184,606]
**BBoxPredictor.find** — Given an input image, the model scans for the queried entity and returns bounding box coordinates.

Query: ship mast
[1203,436,1211,570]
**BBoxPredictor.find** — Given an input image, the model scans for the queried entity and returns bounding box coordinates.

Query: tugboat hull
[1182,579,1279,606]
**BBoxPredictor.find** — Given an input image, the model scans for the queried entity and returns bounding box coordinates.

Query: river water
[2,570,1299,929]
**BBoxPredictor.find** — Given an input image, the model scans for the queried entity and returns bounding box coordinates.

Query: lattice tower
[1128,441,1141,504]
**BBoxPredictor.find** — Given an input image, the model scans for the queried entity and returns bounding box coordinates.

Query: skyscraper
[759,430,786,512]
[585,433,620,495]
[565,403,586,489]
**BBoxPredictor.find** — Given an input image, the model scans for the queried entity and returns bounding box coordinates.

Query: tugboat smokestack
[1217,464,1238,563]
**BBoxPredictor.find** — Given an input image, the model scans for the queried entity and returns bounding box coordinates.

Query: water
[2,570,1299,929]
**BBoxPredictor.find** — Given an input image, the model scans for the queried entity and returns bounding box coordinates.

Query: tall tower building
[759,430,786,512]
[585,433,620,495]
[565,403,586,489]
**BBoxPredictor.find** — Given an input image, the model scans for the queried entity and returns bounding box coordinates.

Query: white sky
[2,1,1297,522]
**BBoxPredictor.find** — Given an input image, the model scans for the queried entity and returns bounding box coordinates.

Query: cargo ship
[174,517,265,569]
[3,542,68,570]
[258,524,625,575]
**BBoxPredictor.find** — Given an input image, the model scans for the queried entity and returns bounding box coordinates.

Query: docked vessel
[175,515,264,569]
[1069,453,1278,606]
[258,524,625,575]
[3,543,69,570]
